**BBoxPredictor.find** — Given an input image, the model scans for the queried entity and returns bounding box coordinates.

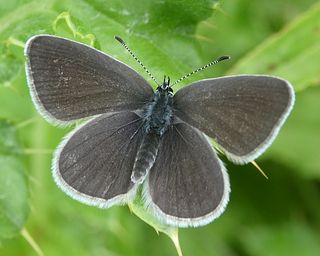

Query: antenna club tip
[115,35,125,44]
[218,55,231,61]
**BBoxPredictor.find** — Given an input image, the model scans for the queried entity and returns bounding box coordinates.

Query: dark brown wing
[144,123,230,227]
[25,35,153,125]
[173,75,294,164]
[53,111,144,207]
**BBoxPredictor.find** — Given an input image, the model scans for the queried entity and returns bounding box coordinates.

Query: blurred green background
[1,0,320,255]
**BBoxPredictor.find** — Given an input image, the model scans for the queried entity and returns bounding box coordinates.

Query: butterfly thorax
[142,86,174,136]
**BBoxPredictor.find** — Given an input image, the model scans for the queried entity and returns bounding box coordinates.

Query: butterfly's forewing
[25,35,153,125]
[53,111,143,207]
[173,75,294,164]
[144,123,230,227]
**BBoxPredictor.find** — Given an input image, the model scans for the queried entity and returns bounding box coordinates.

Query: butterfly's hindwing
[144,123,230,227]
[53,111,144,208]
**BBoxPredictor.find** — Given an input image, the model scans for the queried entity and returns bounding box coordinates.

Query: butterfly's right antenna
[170,55,231,87]
[115,36,160,86]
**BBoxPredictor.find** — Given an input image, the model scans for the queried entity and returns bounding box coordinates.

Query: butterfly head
[157,75,173,95]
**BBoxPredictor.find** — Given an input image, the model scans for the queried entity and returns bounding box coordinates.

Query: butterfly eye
[168,87,173,93]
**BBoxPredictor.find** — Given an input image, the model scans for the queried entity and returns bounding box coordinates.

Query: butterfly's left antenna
[115,36,160,86]
[170,55,231,87]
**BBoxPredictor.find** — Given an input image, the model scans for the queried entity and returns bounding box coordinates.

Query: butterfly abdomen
[131,88,173,184]
[131,132,160,184]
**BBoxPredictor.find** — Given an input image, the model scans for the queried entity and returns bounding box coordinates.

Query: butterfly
[24,35,294,227]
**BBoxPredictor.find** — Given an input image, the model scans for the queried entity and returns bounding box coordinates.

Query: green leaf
[240,221,320,256]
[129,189,183,256]
[0,156,29,239]
[0,119,28,239]
[228,2,320,92]
[0,119,22,155]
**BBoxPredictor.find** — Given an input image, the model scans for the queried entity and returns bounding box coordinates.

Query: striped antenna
[170,55,231,87]
[115,36,160,86]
